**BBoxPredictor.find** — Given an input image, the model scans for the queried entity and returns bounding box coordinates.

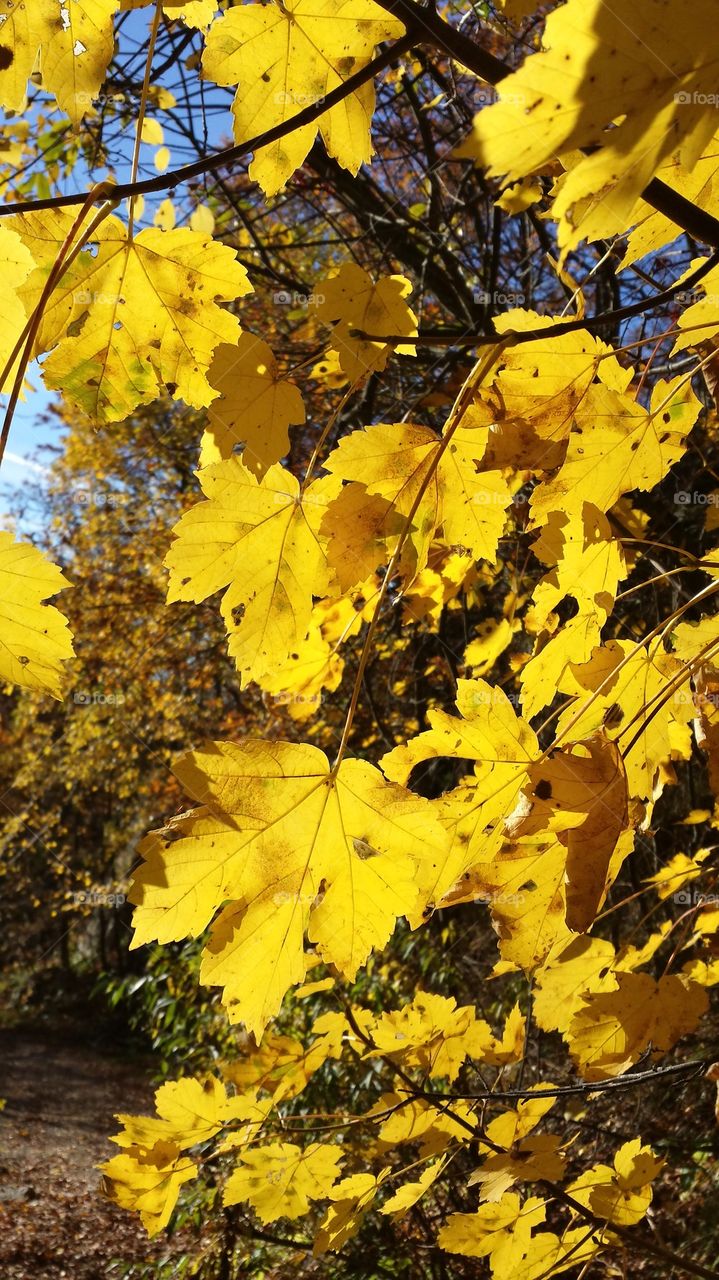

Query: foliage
[1,2,719,1279]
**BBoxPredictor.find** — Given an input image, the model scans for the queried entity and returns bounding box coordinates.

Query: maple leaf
[312,265,417,381]
[469,1093,566,1202]
[324,418,511,577]
[507,732,629,933]
[379,1159,446,1218]
[457,0,719,248]
[477,311,631,472]
[0,532,74,698]
[554,640,694,804]
[568,972,709,1079]
[201,333,305,475]
[129,738,450,1036]
[0,0,120,125]
[164,458,340,688]
[8,211,251,423]
[100,1140,197,1237]
[367,992,481,1082]
[0,224,36,390]
[372,1094,475,1158]
[532,936,619,1037]
[314,1170,391,1253]
[223,1142,343,1222]
[382,678,538,901]
[566,1138,663,1227]
[520,504,626,719]
[202,0,405,194]
[439,1192,547,1261]
[530,378,701,528]
[111,1076,264,1152]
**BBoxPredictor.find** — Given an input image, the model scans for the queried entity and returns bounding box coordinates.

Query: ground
[0,1026,190,1280]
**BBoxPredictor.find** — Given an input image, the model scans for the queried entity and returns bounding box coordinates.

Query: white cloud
[3,451,49,477]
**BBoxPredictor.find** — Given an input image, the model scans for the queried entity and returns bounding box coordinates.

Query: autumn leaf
[100,1140,197,1237]
[202,0,405,194]
[439,1192,547,1262]
[566,1139,663,1227]
[312,265,417,381]
[8,211,252,423]
[458,0,719,248]
[506,733,629,933]
[0,0,120,124]
[568,972,709,1079]
[111,1076,265,1152]
[223,1142,343,1222]
[314,1170,391,1253]
[164,457,340,688]
[201,333,305,474]
[0,532,74,698]
[129,738,450,1035]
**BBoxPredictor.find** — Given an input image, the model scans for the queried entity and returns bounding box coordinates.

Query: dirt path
[0,1027,189,1279]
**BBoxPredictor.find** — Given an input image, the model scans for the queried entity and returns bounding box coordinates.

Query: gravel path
[0,1026,189,1279]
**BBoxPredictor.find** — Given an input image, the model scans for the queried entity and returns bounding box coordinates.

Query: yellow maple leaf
[312,265,417,381]
[223,1141,343,1222]
[478,312,630,473]
[532,936,618,1036]
[314,1170,391,1254]
[201,333,305,474]
[379,1159,446,1218]
[100,1139,197,1237]
[202,0,405,194]
[366,991,482,1082]
[0,224,36,391]
[439,1192,547,1261]
[507,732,629,933]
[457,0,719,248]
[555,640,694,804]
[520,503,626,718]
[0,0,119,124]
[130,738,449,1035]
[111,1076,265,1152]
[164,458,340,688]
[0,532,74,698]
[568,972,709,1079]
[567,1138,663,1228]
[470,1093,566,1201]
[8,211,251,423]
[382,678,538,902]
[530,378,701,528]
